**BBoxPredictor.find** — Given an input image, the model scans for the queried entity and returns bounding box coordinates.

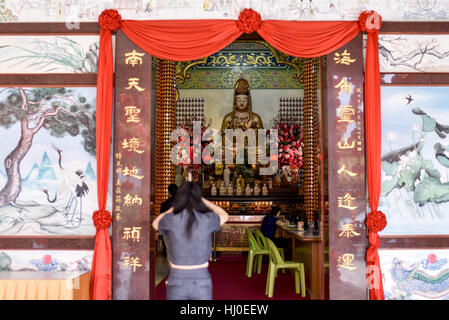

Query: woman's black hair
[168,183,178,197]
[268,206,281,216]
[172,181,210,238]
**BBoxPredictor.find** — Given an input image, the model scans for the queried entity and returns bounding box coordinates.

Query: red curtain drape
[90,26,114,300]
[363,13,386,300]
[93,8,384,300]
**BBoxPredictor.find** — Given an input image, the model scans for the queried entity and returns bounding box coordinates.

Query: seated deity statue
[220,78,265,166]
[221,78,264,132]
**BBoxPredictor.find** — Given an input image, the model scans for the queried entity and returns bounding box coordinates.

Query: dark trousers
[166,267,212,300]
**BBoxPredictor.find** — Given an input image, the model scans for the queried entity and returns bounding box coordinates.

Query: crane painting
[38,144,89,226]
[0,87,101,235]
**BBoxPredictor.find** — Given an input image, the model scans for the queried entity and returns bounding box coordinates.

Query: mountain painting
[378,86,449,236]
[0,87,111,235]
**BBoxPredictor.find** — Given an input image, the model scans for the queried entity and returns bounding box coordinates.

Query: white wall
[1,0,448,22]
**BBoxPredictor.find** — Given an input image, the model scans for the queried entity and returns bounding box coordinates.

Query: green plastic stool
[245,228,268,278]
[265,238,306,298]
[253,229,285,274]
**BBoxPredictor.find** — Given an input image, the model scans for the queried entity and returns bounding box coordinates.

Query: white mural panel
[0,0,448,22]
[379,35,449,73]
[0,250,93,272]
[0,36,99,74]
[380,249,449,300]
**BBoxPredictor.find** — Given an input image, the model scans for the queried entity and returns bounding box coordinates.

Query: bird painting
[405,94,414,105]
[46,144,89,226]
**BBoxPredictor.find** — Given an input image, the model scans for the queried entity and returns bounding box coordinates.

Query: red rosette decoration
[98,9,122,32]
[365,210,387,233]
[358,10,382,33]
[93,209,112,230]
[236,8,262,33]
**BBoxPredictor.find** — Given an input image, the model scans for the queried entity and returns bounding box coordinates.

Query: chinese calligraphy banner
[112,30,153,299]
[327,33,368,300]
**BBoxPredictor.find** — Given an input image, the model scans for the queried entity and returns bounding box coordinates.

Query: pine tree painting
[0,87,99,235]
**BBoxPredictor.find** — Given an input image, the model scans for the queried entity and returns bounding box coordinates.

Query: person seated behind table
[152,178,229,300]
[260,206,289,255]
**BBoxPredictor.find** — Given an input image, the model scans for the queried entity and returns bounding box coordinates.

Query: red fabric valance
[120,19,360,61]
[92,8,384,300]
[121,20,243,61]
[258,20,360,58]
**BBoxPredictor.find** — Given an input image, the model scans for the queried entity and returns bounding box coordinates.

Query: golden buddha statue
[219,78,265,175]
[221,78,264,131]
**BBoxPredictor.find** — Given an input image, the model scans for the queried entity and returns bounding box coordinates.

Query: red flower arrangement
[274,122,304,169]
[176,124,213,169]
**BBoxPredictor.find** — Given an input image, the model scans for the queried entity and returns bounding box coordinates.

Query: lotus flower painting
[379,86,449,235]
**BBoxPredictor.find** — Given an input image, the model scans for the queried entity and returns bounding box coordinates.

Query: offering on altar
[175,166,184,186]
[215,163,223,176]
[224,165,231,186]
[273,175,280,188]
[245,184,253,196]
[237,175,245,190]
[182,167,189,181]
[262,184,268,196]
[254,183,260,196]
[219,184,226,196]
[236,184,242,196]
[281,173,289,187]
[291,169,299,186]
[297,221,305,233]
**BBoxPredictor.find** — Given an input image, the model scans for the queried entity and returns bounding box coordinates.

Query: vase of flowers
[274,122,304,169]
[175,121,213,185]
[271,122,304,187]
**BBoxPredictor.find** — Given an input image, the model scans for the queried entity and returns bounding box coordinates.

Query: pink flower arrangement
[274,122,304,168]
[176,124,212,168]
